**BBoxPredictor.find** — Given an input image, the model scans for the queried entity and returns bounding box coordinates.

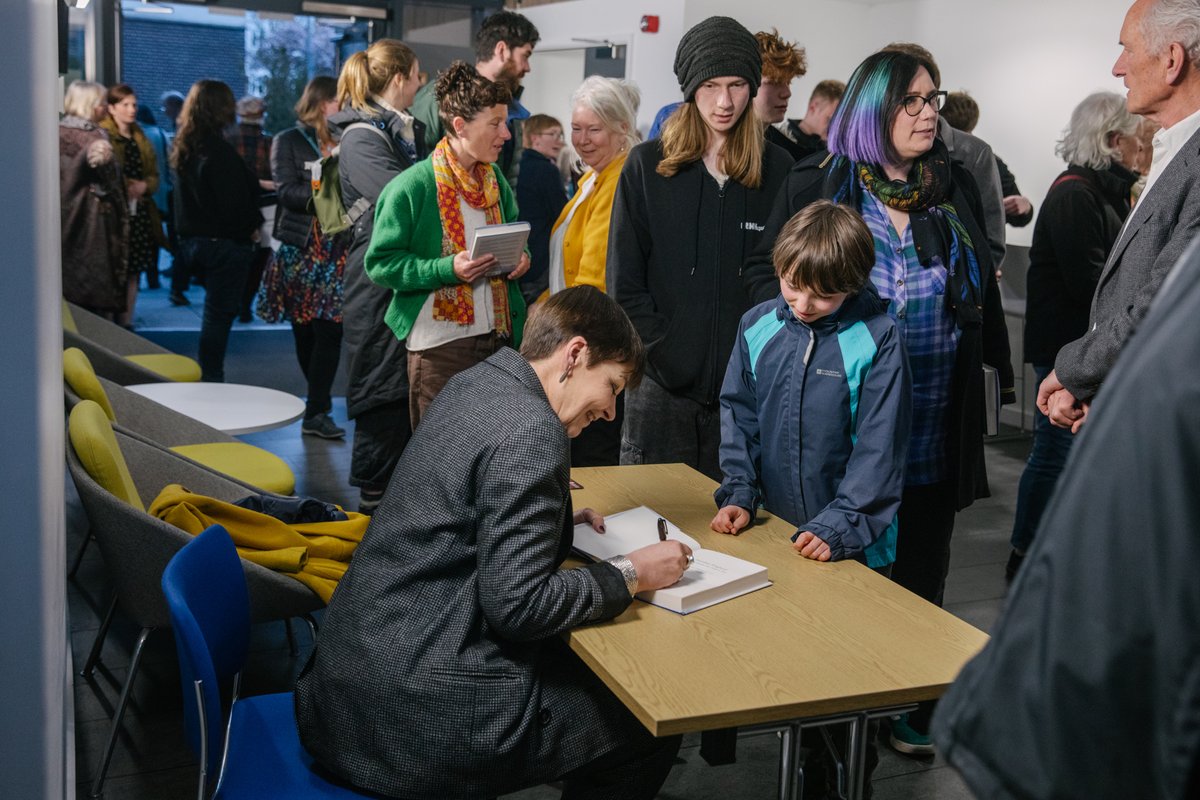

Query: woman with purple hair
[744,48,1013,765]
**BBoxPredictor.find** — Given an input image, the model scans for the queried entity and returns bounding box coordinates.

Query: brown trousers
[407,332,505,428]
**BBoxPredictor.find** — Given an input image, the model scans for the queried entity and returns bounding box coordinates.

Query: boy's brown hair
[522,113,562,147]
[773,200,875,295]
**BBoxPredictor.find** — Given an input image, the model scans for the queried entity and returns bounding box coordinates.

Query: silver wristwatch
[604,554,639,598]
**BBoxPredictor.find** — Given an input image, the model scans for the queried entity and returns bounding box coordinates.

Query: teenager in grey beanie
[673,16,761,101]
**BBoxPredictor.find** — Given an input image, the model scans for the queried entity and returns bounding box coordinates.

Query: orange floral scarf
[430,137,511,336]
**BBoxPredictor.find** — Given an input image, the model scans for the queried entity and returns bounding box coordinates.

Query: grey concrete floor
[68,283,1026,799]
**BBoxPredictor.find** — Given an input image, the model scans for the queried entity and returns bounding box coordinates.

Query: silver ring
[685,553,695,567]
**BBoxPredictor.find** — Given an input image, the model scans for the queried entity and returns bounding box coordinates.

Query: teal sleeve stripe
[744,313,786,380]
[865,516,898,569]
[838,320,878,444]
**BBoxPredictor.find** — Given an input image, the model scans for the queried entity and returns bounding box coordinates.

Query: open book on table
[469,221,530,276]
[572,505,771,615]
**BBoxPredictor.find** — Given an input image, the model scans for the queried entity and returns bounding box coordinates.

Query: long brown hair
[657,101,764,188]
[171,79,235,170]
[294,76,338,148]
[337,39,418,114]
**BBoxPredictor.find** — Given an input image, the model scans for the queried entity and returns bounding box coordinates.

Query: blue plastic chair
[161,524,369,799]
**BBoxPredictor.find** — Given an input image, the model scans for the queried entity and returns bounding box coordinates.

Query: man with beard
[411,10,539,184]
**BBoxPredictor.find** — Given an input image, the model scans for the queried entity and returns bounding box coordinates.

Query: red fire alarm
[640,15,659,33]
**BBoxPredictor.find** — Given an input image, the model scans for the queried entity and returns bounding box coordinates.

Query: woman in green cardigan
[366,61,530,427]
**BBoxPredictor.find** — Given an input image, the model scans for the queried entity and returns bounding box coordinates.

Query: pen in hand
[657,517,668,542]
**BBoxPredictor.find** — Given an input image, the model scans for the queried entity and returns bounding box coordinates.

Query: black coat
[744,150,1015,510]
[933,235,1200,800]
[607,138,793,404]
[1024,163,1134,366]
[270,125,323,249]
[175,134,262,242]
[327,105,426,417]
[763,124,803,164]
[515,148,568,303]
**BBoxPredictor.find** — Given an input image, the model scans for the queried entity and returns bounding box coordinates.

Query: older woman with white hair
[1007,90,1143,582]
[60,80,130,316]
[546,75,641,466]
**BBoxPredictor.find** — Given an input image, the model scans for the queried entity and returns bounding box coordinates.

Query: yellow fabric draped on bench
[149,484,369,602]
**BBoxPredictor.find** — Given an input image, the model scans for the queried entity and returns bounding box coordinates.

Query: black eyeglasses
[901,90,947,116]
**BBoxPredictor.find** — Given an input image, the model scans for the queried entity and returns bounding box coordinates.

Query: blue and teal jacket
[714,285,912,567]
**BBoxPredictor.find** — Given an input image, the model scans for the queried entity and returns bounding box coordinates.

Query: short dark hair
[941,91,979,133]
[773,200,875,295]
[435,61,513,134]
[520,286,645,388]
[880,42,940,89]
[810,79,846,104]
[475,10,540,63]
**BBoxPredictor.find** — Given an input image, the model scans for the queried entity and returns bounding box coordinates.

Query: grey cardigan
[295,348,637,798]
[1055,124,1200,402]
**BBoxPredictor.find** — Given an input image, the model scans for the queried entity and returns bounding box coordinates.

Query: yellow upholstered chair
[63,348,295,496]
[65,400,323,799]
[62,299,202,383]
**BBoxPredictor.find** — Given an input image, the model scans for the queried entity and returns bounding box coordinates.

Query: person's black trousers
[184,236,254,382]
[291,319,343,419]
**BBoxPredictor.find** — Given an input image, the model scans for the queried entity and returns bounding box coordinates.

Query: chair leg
[82,596,118,678]
[68,531,93,579]
[302,613,318,643]
[88,626,154,799]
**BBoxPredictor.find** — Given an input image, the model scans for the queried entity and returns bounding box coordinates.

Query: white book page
[572,505,702,562]
[470,222,530,274]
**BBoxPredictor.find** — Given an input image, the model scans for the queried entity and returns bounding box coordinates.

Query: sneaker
[301,413,346,439]
[168,292,190,306]
[889,714,934,757]
[358,489,384,515]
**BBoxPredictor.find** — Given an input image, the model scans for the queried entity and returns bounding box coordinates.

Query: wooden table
[126,382,305,435]
[566,464,988,800]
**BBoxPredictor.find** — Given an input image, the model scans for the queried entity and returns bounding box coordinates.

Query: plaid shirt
[229,123,273,182]
[860,189,959,485]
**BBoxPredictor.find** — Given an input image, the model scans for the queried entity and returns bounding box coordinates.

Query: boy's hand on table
[793,531,831,561]
[710,506,751,535]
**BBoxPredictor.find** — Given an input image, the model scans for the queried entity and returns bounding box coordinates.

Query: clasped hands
[452,250,530,283]
[710,506,831,562]
[1036,369,1089,433]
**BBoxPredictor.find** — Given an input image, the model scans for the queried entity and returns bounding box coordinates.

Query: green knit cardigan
[364,159,527,346]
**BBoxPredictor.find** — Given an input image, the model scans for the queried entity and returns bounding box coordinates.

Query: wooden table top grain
[564,464,989,737]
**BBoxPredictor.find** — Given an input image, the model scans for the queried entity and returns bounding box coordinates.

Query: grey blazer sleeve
[475,423,631,642]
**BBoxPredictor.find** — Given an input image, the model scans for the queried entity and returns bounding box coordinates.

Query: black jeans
[620,374,722,481]
[291,319,343,419]
[184,237,254,382]
[890,480,958,733]
[350,399,412,494]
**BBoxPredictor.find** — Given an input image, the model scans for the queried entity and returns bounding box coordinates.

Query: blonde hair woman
[328,38,426,513]
[60,80,130,316]
[607,16,792,480]
[545,75,640,467]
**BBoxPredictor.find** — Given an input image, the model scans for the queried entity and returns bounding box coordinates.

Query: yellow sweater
[548,152,627,295]
[150,484,369,603]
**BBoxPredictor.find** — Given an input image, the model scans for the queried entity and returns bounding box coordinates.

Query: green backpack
[310,121,395,235]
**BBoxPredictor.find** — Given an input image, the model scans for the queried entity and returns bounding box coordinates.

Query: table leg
[777,723,795,800]
[845,714,866,800]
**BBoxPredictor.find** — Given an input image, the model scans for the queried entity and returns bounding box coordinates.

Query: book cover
[469,221,531,275]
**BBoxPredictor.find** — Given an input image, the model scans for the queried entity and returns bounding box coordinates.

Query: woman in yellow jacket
[546,75,640,465]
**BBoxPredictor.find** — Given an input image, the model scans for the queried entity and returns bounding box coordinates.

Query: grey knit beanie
[673,16,761,101]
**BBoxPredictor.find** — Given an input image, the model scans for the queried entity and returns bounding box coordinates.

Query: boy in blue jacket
[713,200,911,569]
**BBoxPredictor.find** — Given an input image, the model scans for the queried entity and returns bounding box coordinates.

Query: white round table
[126,382,306,435]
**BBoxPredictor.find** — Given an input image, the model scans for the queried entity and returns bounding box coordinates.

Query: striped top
[860,189,959,485]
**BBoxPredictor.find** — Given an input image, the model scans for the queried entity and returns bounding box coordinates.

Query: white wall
[524,0,1135,244]
[520,0,687,133]
[1,0,71,796]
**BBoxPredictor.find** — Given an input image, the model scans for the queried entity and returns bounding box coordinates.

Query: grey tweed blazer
[295,348,637,799]
[1056,124,1200,402]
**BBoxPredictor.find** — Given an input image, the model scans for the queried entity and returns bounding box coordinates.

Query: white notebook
[469,221,531,275]
[572,505,771,615]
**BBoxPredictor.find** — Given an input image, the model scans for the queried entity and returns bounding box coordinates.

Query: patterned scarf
[849,146,983,325]
[430,137,511,336]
